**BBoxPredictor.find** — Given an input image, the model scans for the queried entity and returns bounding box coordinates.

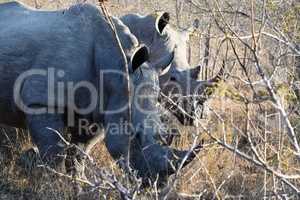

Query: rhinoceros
[0,1,201,182]
[121,12,225,125]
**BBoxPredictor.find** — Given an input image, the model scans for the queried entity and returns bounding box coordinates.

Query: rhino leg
[66,117,104,179]
[26,112,66,170]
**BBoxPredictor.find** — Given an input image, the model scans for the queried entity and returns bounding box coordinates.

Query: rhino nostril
[170,77,176,81]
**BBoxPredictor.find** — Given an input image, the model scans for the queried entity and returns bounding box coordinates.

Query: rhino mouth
[160,61,226,125]
[128,133,202,183]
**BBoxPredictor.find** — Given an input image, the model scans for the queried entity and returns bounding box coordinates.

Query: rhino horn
[200,61,226,96]
[207,60,226,84]
[169,143,202,171]
[150,50,175,76]
[201,60,226,87]
[130,140,202,182]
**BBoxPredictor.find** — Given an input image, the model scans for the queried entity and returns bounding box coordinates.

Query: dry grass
[0,0,299,199]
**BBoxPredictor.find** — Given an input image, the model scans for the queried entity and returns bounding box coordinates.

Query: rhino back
[0,2,140,127]
[0,3,96,71]
[0,3,101,125]
[121,14,156,47]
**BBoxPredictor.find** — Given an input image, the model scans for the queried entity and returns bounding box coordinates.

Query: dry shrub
[0,0,299,199]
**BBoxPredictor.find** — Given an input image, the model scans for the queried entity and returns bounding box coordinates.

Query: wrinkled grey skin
[121,12,224,125]
[0,2,200,182]
[120,64,201,181]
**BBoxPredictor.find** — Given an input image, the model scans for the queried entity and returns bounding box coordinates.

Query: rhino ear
[131,46,149,72]
[155,12,170,34]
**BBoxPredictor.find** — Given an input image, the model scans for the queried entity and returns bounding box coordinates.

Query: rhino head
[104,46,201,183]
[121,12,225,125]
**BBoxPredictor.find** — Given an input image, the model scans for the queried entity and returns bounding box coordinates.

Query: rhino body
[121,12,225,125]
[0,1,136,156]
[0,1,199,182]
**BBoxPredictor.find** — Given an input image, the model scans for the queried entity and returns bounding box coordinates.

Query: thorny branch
[45,128,135,199]
[181,0,300,196]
